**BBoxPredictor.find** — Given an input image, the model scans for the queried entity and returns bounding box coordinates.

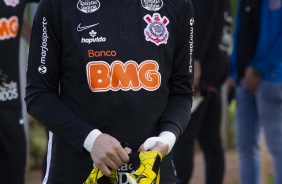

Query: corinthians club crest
[77,0,100,13]
[143,13,169,46]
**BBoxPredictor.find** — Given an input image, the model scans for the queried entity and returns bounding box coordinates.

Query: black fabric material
[25,0,194,182]
[0,107,26,184]
[159,122,181,140]
[236,0,262,82]
[0,1,38,183]
[172,0,230,182]
[0,0,38,107]
[0,0,26,107]
[173,90,224,184]
[192,0,232,89]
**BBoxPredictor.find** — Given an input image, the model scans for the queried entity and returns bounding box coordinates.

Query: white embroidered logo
[141,0,163,11]
[77,0,100,13]
[77,23,99,31]
[81,29,106,44]
[38,17,49,74]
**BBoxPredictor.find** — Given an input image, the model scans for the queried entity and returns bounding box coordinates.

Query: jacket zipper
[119,0,128,39]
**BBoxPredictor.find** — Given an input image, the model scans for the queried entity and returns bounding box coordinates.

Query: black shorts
[0,106,26,184]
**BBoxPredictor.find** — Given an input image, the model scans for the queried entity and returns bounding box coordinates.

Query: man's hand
[139,141,168,158]
[138,132,176,158]
[90,134,131,176]
[243,67,261,93]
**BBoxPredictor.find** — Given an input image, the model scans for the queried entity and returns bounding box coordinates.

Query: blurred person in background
[229,0,282,183]
[173,0,232,183]
[0,1,38,183]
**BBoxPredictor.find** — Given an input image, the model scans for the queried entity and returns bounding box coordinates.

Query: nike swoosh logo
[77,23,99,32]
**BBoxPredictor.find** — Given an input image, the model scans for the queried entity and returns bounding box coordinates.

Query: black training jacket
[25,0,194,183]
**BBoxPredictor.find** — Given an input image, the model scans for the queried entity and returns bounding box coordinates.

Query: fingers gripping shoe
[127,151,162,184]
[83,166,118,184]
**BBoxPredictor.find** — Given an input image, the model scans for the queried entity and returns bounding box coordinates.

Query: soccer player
[0,1,38,183]
[25,0,194,183]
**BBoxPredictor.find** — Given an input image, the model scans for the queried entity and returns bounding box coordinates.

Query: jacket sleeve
[25,0,94,152]
[159,0,194,139]
[248,4,282,76]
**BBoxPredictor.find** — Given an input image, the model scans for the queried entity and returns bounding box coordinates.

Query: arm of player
[158,0,194,141]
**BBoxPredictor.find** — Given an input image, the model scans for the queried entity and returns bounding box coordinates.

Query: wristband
[159,131,176,154]
[83,129,102,152]
[143,131,176,155]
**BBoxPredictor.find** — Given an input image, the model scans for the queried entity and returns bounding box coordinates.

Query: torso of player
[52,0,177,93]
[72,0,174,131]
[42,2,177,109]
[33,0,190,145]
